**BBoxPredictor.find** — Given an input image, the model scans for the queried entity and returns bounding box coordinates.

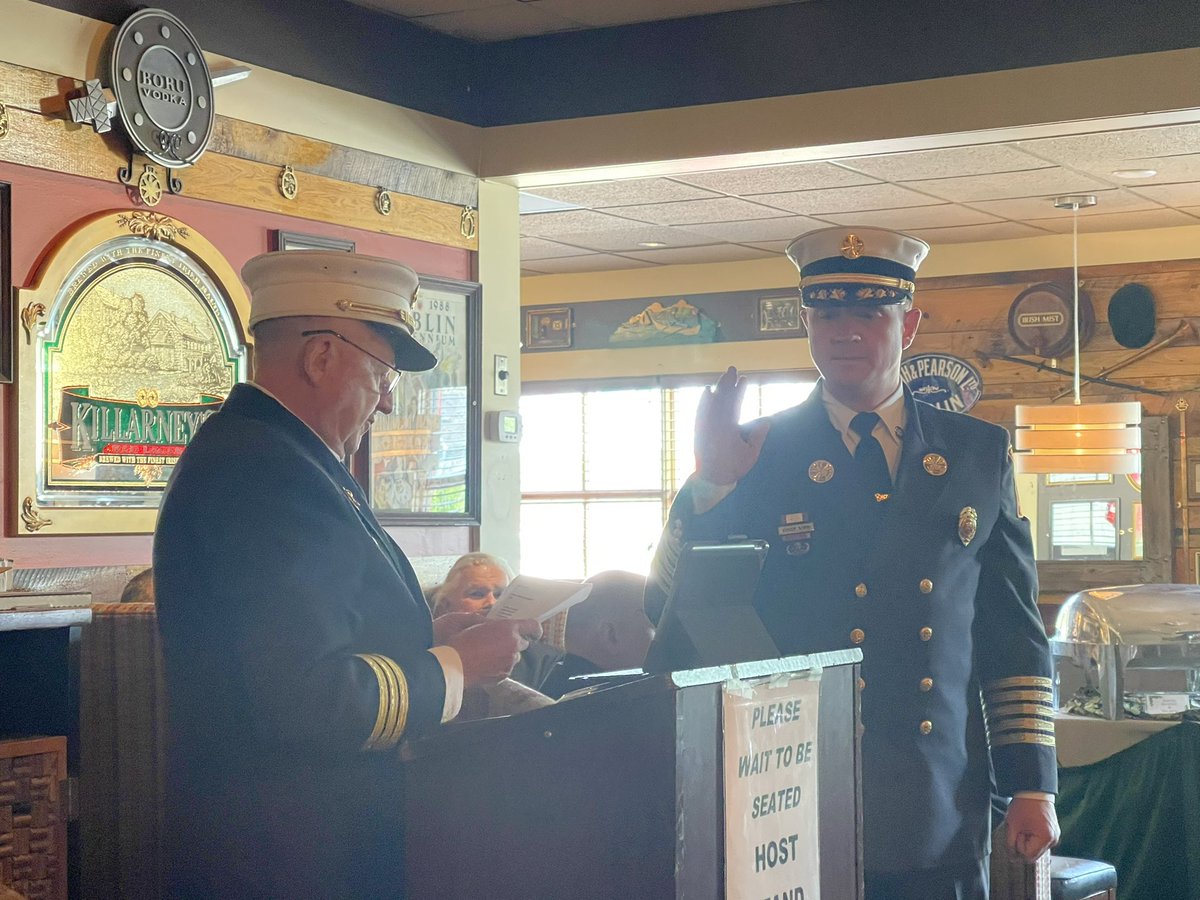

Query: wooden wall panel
[910,261,1200,583]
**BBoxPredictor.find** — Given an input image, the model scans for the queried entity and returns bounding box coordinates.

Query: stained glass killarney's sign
[15,211,249,534]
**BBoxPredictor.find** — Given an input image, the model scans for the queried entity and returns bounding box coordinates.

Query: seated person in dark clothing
[539,570,656,699]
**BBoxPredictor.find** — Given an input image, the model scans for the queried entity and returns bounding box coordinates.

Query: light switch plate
[494,354,509,395]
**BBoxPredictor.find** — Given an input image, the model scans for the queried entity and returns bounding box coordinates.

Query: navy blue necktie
[850,411,892,497]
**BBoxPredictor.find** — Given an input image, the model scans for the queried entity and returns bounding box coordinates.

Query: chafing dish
[1051,584,1200,720]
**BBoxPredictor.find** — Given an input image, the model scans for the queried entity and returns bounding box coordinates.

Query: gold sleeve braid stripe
[991,730,1056,748]
[987,702,1057,719]
[355,653,411,751]
[984,675,1053,691]
[984,696,1051,710]
[990,717,1055,734]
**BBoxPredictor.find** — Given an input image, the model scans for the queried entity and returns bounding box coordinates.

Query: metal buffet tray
[1051,584,1200,720]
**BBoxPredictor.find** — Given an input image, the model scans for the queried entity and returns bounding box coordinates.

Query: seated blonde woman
[427,552,512,616]
[428,553,568,694]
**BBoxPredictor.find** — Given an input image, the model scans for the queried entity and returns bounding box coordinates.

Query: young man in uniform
[647,227,1059,899]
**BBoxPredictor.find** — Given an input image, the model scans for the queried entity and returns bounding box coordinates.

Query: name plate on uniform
[723,676,821,900]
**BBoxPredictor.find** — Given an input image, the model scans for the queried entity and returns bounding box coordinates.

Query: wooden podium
[403,649,863,899]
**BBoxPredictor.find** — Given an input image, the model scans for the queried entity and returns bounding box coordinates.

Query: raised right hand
[694,366,771,486]
[444,618,542,686]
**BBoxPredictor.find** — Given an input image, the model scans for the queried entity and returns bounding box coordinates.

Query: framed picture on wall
[360,275,481,525]
[272,230,355,253]
[524,307,572,350]
[1,181,11,383]
[758,294,803,334]
[1190,459,1200,500]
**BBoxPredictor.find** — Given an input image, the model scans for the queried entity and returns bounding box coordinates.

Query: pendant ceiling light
[1012,196,1142,474]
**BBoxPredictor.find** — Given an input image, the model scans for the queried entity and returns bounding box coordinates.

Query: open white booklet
[486,575,592,623]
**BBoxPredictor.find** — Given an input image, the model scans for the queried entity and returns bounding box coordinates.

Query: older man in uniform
[647,227,1059,899]
[155,251,539,898]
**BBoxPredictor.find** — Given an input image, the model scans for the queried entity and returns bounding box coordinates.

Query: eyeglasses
[301,329,403,393]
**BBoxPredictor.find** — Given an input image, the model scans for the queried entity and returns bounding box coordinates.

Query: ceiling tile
[673,162,878,195]
[611,196,793,226]
[528,178,721,208]
[1016,123,1200,167]
[519,208,652,236]
[749,183,944,214]
[819,204,1002,230]
[1127,182,1200,208]
[744,240,794,254]
[908,222,1055,244]
[967,189,1160,220]
[544,225,718,251]
[836,145,1052,181]
[681,215,828,243]
[527,254,656,274]
[519,192,581,213]
[620,244,779,265]
[906,167,1110,203]
[520,237,594,260]
[1027,208,1200,233]
[410,2,582,40]
[1070,153,1200,186]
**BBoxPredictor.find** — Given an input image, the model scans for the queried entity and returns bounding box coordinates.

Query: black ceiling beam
[31,0,1200,128]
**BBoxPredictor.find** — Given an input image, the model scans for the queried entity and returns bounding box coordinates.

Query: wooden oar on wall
[1050,320,1198,401]
[974,351,1172,397]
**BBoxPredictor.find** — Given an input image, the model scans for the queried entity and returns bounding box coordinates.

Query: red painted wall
[0,160,472,567]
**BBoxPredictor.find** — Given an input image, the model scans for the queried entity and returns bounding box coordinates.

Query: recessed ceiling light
[1111,168,1157,179]
[638,241,668,248]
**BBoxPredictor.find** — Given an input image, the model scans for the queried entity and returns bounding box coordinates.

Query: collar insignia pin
[923,453,948,476]
[343,487,361,511]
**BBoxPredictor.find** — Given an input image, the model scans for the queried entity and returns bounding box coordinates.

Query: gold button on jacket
[920,720,934,735]
[920,677,934,692]
[920,626,933,641]
[855,582,868,598]
[919,578,934,594]
[851,628,865,644]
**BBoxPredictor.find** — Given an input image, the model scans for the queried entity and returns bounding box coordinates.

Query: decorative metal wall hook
[119,150,183,202]
[279,165,299,200]
[459,206,477,240]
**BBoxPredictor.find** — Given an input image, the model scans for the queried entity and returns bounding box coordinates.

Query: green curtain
[1056,721,1200,900]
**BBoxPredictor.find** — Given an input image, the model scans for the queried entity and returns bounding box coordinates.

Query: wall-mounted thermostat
[485,410,522,443]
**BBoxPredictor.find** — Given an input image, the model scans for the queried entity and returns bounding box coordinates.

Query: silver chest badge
[808,460,834,483]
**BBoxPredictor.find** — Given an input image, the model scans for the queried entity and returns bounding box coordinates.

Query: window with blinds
[1049,499,1119,560]
[519,378,815,579]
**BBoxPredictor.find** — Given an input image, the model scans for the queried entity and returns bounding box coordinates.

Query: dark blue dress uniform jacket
[154,384,446,899]
[647,385,1057,875]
